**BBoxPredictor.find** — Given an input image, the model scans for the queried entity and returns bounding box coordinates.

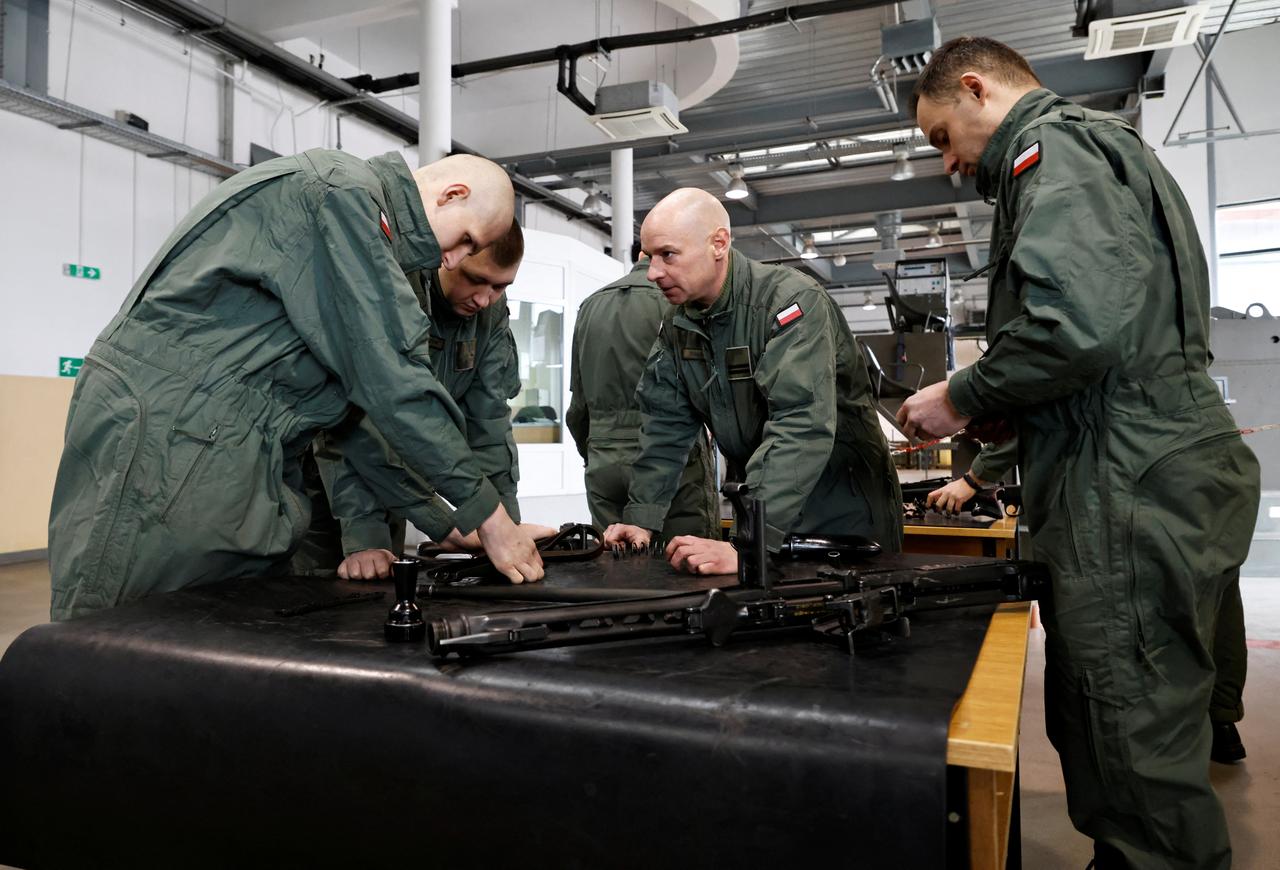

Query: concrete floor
[0,562,1277,868]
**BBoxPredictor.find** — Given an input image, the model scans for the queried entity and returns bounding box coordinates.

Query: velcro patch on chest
[775,302,803,329]
[455,339,477,372]
[379,210,393,241]
[680,347,707,361]
[725,346,754,381]
[1012,142,1040,178]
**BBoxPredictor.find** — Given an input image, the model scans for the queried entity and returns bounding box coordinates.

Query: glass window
[506,300,564,444]
[1217,200,1280,315]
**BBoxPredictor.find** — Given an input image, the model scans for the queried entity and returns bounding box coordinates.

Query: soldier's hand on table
[337,548,396,581]
[926,477,980,516]
[897,381,972,441]
[439,528,482,552]
[521,523,560,542]
[476,504,544,584]
[665,536,738,575]
[603,524,652,549]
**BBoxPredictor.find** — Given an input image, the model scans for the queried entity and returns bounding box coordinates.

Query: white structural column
[610,147,634,264]
[418,0,452,163]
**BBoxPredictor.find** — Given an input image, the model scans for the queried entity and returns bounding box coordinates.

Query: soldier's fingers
[498,562,524,584]
[665,535,696,557]
[337,561,351,580]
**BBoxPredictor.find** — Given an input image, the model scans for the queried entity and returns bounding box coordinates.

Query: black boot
[1210,721,1246,764]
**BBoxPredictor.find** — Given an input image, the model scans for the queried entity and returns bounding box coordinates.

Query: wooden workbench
[905,515,1019,559]
[949,601,1032,870]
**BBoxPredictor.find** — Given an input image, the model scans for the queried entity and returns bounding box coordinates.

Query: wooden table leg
[968,765,1017,870]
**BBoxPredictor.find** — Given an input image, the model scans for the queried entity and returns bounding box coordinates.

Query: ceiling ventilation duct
[587,81,688,141]
[880,15,941,75]
[1077,1,1211,60]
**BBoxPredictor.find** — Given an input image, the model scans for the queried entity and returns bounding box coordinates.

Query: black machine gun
[387,483,1048,658]
[899,477,1021,521]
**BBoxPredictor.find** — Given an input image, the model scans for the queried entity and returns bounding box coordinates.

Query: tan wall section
[0,375,75,554]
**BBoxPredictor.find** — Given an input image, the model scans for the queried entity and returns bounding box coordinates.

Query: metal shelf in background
[0,78,241,178]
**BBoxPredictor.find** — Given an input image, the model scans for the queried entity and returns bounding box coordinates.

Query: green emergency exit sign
[63,263,101,280]
[58,357,84,378]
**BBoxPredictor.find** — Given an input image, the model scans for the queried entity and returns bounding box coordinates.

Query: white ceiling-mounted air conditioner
[587,81,688,141]
[1084,1,1210,59]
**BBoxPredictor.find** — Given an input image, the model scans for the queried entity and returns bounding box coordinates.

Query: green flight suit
[566,261,719,540]
[624,251,902,552]
[947,89,1260,868]
[971,437,1246,728]
[293,270,523,566]
[48,150,504,620]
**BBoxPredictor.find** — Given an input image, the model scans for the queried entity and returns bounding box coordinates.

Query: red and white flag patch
[379,210,393,241]
[775,302,804,328]
[1012,142,1040,177]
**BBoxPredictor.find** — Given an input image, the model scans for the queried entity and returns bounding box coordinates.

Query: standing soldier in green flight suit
[566,253,720,541]
[898,37,1260,870]
[48,150,546,621]
[297,220,557,581]
[604,188,902,574]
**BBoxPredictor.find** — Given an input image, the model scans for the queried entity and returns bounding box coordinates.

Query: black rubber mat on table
[0,552,998,869]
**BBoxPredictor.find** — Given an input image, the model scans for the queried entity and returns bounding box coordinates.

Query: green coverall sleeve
[458,303,522,522]
[285,186,500,534]
[748,292,839,551]
[565,314,590,462]
[968,436,1018,483]
[948,124,1144,417]
[320,414,468,544]
[622,328,700,532]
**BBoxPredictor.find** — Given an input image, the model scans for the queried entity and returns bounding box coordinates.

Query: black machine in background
[393,483,1048,658]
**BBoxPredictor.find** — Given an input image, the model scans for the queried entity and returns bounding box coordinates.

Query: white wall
[506,229,625,527]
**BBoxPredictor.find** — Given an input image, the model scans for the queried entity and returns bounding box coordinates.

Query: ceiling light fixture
[581,180,606,215]
[725,163,750,200]
[890,143,914,181]
[800,235,819,260]
[926,224,943,248]
[832,252,847,267]
[862,292,877,311]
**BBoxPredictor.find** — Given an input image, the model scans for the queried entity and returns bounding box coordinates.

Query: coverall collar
[368,152,442,273]
[683,250,737,323]
[975,88,1062,199]
[427,270,465,324]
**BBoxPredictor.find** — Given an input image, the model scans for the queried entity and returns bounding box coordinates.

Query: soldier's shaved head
[641,188,734,308]
[413,153,516,271]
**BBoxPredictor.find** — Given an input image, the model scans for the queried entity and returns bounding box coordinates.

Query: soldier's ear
[711,226,731,258]
[437,182,472,208]
[959,72,985,104]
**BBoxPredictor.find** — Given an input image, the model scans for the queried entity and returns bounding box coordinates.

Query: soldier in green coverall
[566,255,720,541]
[899,38,1260,869]
[930,434,1250,766]
[297,221,557,581]
[604,188,902,575]
[48,151,546,620]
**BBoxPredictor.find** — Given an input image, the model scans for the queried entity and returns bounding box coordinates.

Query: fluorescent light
[890,143,914,181]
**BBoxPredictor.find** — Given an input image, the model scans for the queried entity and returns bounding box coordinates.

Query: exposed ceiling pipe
[345,0,900,114]
[123,0,612,232]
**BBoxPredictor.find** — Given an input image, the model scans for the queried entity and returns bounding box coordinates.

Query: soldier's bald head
[641,188,734,308]
[413,154,516,270]
[644,188,732,246]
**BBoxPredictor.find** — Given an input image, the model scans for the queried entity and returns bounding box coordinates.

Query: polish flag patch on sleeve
[379,211,393,241]
[1012,141,1041,177]
[775,302,804,328]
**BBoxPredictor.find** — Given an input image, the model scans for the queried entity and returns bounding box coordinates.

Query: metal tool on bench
[411,483,1049,657]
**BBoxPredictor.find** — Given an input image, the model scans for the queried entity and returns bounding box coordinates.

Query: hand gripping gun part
[422,484,1050,658]
[418,523,604,583]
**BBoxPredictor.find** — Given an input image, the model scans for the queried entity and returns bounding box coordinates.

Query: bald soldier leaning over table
[49,150,545,621]
[603,188,902,575]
